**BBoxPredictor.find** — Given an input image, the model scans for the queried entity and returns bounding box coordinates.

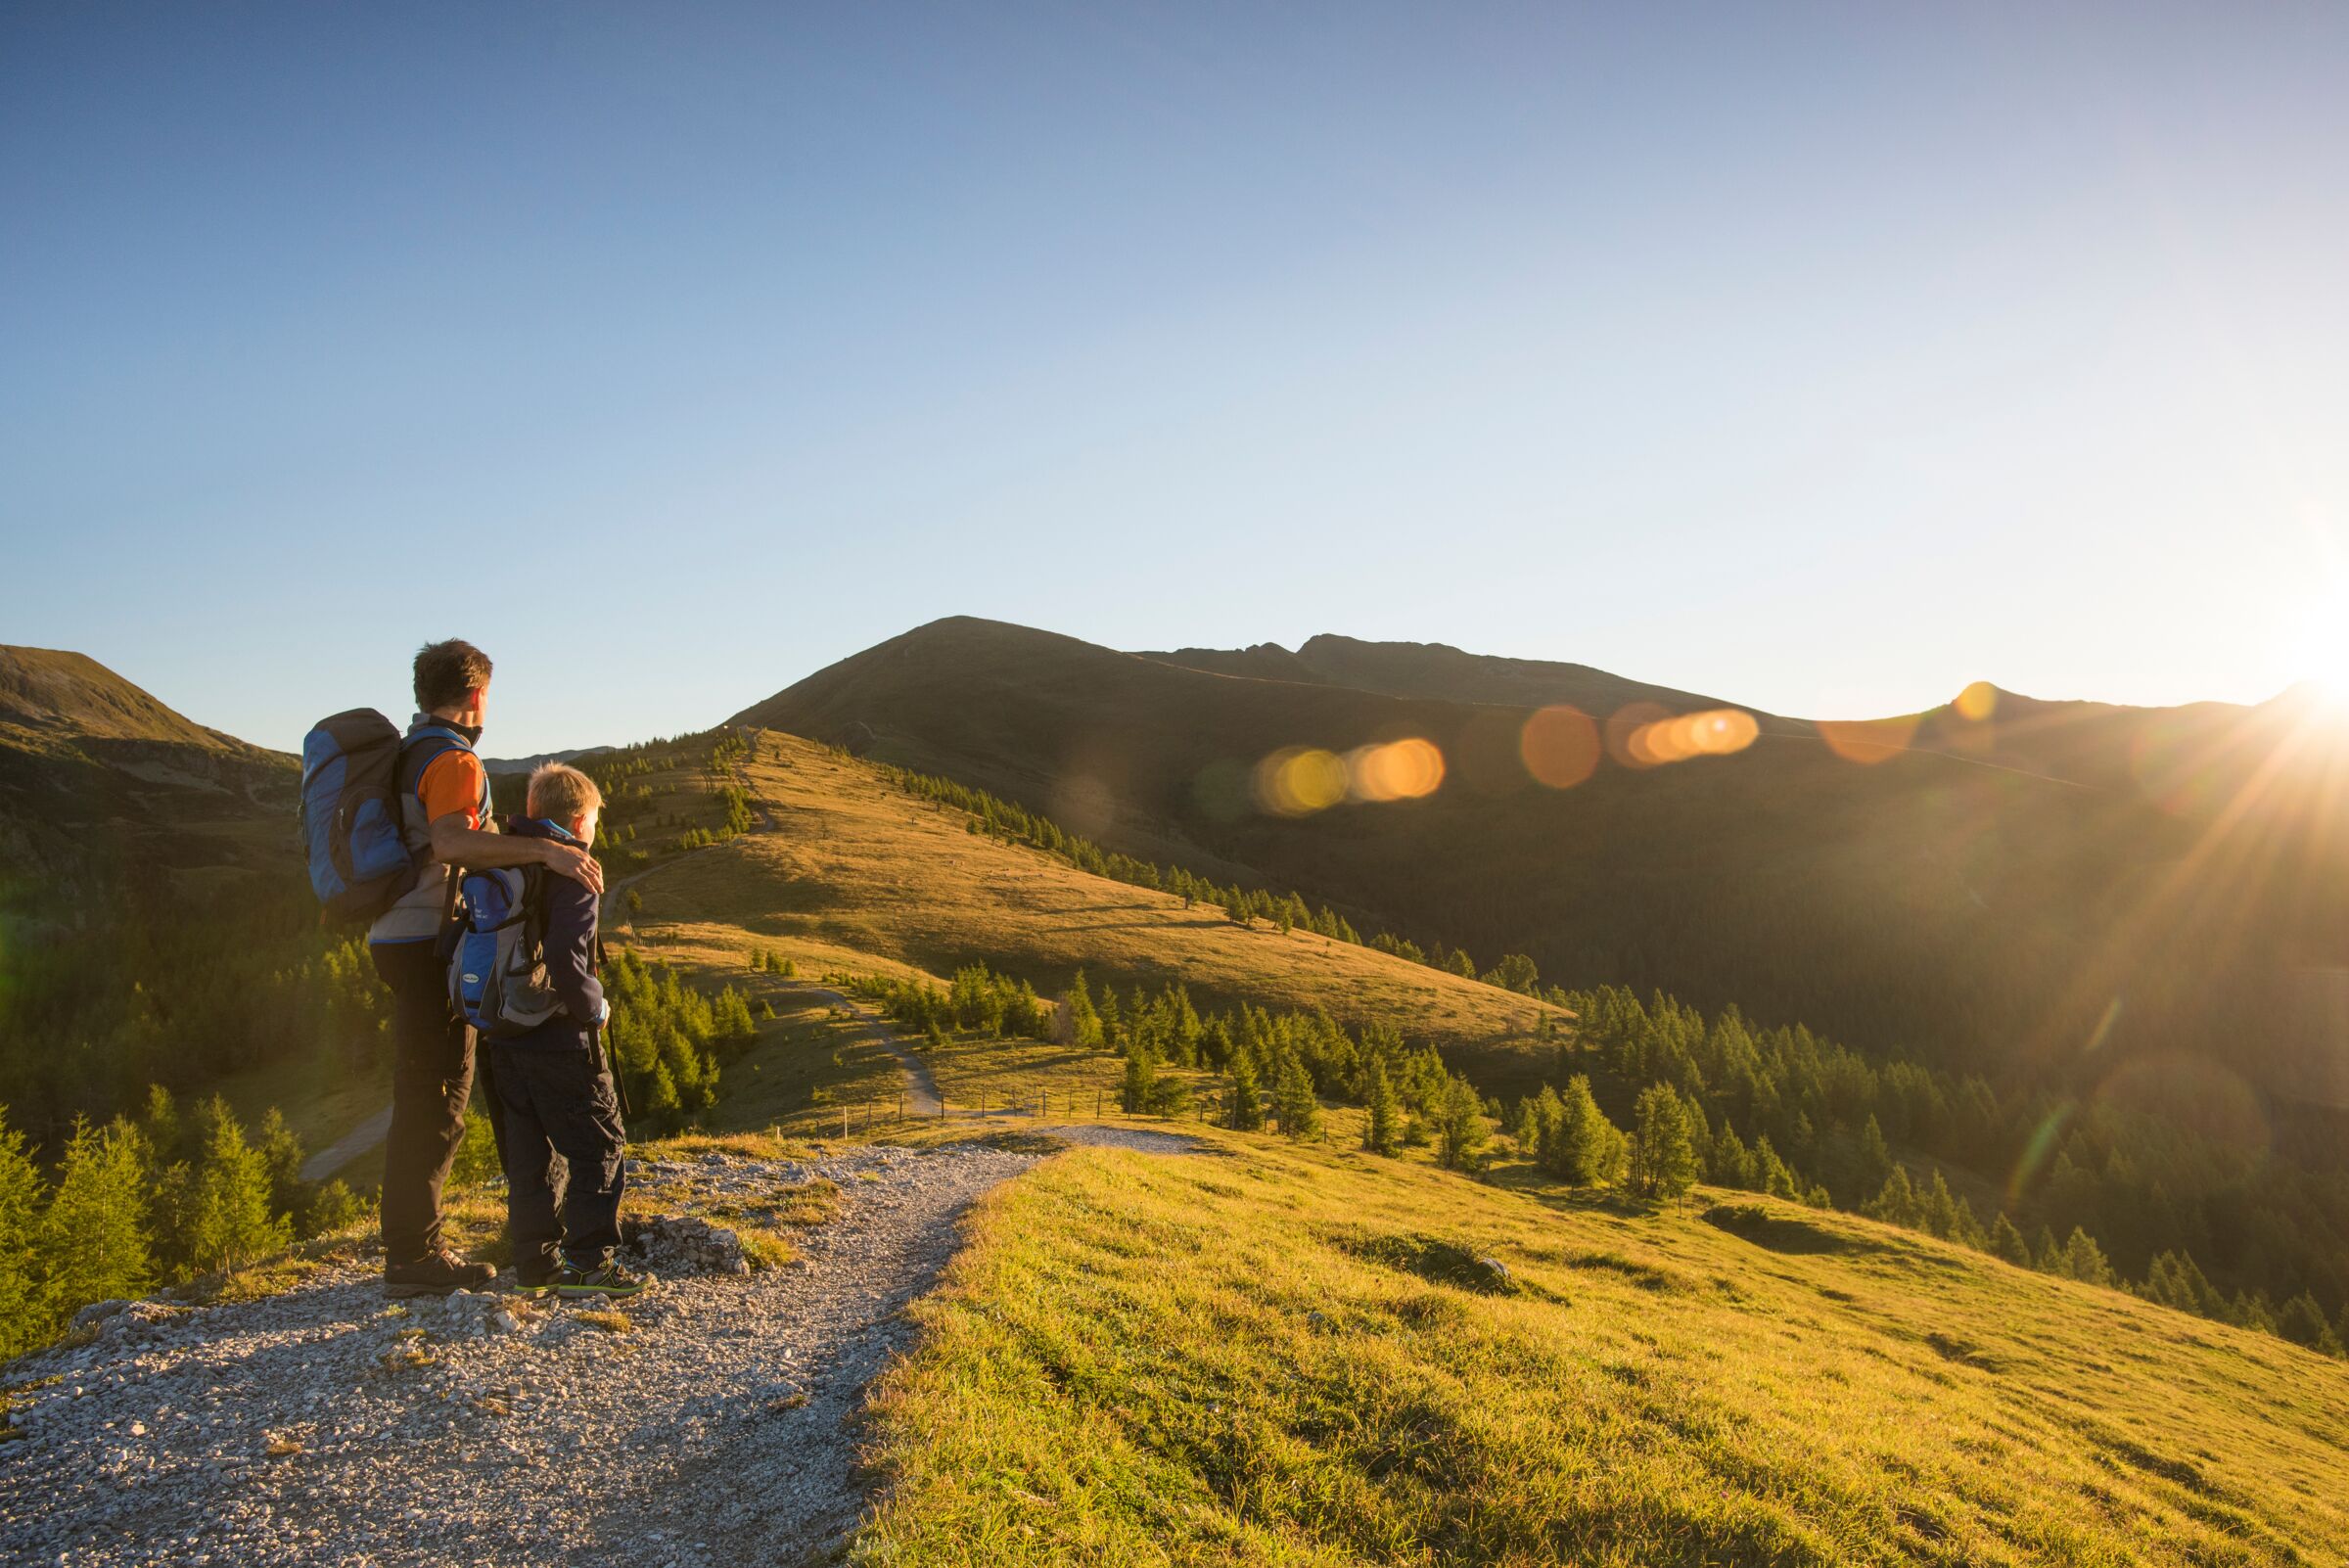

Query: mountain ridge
[730,616,2349,1110]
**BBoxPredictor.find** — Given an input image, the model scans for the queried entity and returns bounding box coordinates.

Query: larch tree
[39,1118,155,1321]
[1630,1084,1698,1199]
[1364,1061,1401,1155]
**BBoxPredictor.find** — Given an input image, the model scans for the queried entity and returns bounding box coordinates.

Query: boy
[370,639,604,1298]
[492,762,646,1299]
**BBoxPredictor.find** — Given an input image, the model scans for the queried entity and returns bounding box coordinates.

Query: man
[369,639,605,1298]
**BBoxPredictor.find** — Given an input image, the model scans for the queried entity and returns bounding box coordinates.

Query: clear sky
[5,3,2346,755]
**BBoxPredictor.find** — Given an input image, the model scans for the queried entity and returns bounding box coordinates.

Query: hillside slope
[730,618,2349,1108]
[870,1135,2349,1565]
[0,644,294,887]
[0,647,328,1140]
[614,729,1565,1087]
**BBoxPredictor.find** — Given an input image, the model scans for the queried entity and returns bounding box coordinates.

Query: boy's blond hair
[527,762,604,824]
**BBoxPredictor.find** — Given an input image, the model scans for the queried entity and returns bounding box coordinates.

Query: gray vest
[365,716,493,945]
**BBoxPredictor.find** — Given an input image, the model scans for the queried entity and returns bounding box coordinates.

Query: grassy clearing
[699,994,905,1138]
[917,1031,1162,1121]
[852,1131,2349,1566]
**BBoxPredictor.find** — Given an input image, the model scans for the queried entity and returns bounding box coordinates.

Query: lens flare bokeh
[1955,681,2000,721]
[1520,705,1600,789]
[1627,708,1760,765]
[1346,737,1445,803]
[1604,703,1675,768]
[1818,712,1923,764]
[1253,747,1350,815]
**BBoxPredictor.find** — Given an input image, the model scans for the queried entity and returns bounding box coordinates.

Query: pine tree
[1272,1054,1320,1140]
[2275,1293,2345,1357]
[1531,1084,1567,1174]
[1364,1062,1401,1155]
[254,1107,305,1222]
[1437,1077,1487,1171]
[1856,1114,1894,1196]
[1989,1212,2033,1268]
[2061,1226,2113,1287]
[2033,1225,2066,1276]
[1629,1084,1697,1199]
[1711,1122,1757,1189]
[1921,1170,1960,1238]
[185,1101,291,1276]
[136,1084,183,1165]
[1061,971,1103,1050]
[39,1118,155,1321]
[1508,1095,1540,1151]
[0,1114,48,1359]
[300,1178,372,1238]
[1757,1140,1804,1201]
[1867,1166,1919,1227]
[1226,1052,1265,1131]
[1121,1045,1160,1116]
[1552,1076,1613,1184]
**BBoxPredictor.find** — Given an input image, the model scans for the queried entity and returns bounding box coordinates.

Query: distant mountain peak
[0,645,241,751]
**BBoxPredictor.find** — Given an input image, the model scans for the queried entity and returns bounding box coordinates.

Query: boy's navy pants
[487,1032,627,1279]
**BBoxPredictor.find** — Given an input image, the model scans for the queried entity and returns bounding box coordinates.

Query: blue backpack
[449,866,564,1038]
[298,709,417,923]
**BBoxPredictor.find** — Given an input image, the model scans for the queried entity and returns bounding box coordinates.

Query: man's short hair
[528,762,604,823]
[413,639,493,712]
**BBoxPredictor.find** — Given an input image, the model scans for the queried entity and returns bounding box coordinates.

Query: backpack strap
[521,864,550,960]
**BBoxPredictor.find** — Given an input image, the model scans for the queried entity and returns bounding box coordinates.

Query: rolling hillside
[732,618,2349,1112]
[861,1132,2349,1566]
[0,646,332,1140]
[608,729,1564,1088]
[0,644,294,890]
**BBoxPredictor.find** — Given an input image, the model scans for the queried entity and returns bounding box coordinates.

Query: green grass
[852,1131,2349,1566]
[917,1030,1184,1122]
[701,995,905,1138]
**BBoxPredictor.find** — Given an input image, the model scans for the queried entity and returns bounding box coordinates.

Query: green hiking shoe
[554,1259,651,1300]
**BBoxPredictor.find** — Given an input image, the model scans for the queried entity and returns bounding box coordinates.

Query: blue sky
[5,3,2346,755]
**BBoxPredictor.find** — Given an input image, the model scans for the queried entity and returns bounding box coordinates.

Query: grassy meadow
[852,1134,2349,1567]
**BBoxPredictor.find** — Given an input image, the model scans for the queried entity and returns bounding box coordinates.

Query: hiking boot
[384,1249,497,1299]
[554,1259,651,1300]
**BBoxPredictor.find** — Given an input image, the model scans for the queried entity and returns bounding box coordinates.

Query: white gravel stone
[0,1140,1087,1566]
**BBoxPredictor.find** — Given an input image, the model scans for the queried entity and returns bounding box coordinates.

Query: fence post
[841,1104,849,1139]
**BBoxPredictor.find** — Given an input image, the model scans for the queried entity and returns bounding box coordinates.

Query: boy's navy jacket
[495,815,605,1045]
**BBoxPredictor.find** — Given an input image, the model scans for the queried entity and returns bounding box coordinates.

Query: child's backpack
[449,866,564,1038]
[299,709,418,923]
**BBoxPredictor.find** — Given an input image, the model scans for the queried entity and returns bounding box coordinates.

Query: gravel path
[801,987,949,1117]
[0,1129,1193,1568]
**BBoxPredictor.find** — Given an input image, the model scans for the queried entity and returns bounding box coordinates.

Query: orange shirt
[416,748,489,832]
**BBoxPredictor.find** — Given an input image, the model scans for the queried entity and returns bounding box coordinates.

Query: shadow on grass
[1700,1202,1889,1257]
[1329,1230,1522,1296]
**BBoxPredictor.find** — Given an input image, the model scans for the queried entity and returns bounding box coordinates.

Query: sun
[2289,582,2349,713]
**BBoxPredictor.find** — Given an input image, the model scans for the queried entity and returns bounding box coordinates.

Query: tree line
[1545,984,2349,1360]
[0,1089,367,1360]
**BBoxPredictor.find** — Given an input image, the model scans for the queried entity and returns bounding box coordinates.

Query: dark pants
[372,941,504,1266]
[489,1034,627,1279]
